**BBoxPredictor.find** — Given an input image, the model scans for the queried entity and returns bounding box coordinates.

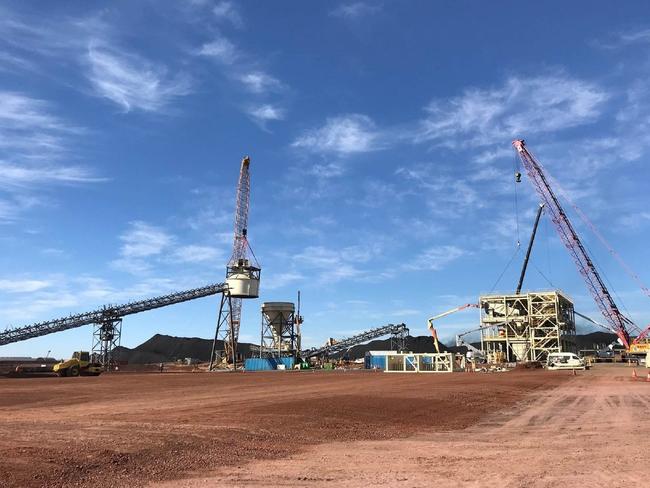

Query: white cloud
[0,279,51,293]
[0,162,106,189]
[619,211,650,231]
[212,1,243,27]
[330,2,381,20]
[247,104,285,125]
[0,92,104,221]
[197,38,238,64]
[238,71,283,94]
[0,91,81,158]
[292,114,383,155]
[409,245,466,271]
[416,74,609,147]
[86,46,192,112]
[172,245,223,263]
[292,244,383,284]
[119,221,173,258]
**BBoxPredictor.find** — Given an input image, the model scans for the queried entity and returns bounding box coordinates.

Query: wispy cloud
[330,2,382,20]
[247,104,285,127]
[292,243,383,284]
[415,74,609,147]
[212,1,243,28]
[238,71,283,94]
[407,245,466,271]
[86,46,192,112]
[594,27,650,49]
[197,37,239,64]
[0,162,106,190]
[292,114,384,155]
[119,221,173,259]
[0,279,51,293]
[0,91,104,221]
[0,7,192,114]
[112,220,227,275]
[172,244,223,263]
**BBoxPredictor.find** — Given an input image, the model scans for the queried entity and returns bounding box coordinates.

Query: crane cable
[513,152,521,246]
[548,173,650,301]
[489,154,524,293]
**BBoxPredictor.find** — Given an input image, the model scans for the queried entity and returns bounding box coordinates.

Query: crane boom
[512,139,633,348]
[224,156,254,361]
[516,203,545,294]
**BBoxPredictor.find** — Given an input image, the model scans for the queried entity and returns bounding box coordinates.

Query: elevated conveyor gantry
[301,323,409,359]
[0,283,227,367]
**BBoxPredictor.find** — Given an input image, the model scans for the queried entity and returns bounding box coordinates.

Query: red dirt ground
[1,369,570,487]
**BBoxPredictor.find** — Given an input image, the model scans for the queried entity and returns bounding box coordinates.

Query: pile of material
[113,334,255,364]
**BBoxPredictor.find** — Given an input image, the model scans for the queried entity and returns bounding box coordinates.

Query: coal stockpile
[113,334,256,364]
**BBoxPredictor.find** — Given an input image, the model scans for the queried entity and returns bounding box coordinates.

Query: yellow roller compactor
[53,351,102,377]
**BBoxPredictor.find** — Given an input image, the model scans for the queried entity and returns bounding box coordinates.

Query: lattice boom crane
[210,156,260,369]
[512,139,636,349]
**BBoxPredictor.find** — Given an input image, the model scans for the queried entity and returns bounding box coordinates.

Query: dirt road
[0,369,564,487]
[163,365,649,487]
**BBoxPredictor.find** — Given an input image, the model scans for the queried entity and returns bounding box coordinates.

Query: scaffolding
[384,353,457,373]
[480,291,576,362]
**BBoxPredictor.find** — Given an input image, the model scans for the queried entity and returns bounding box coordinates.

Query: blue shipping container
[244,357,296,371]
[364,353,387,370]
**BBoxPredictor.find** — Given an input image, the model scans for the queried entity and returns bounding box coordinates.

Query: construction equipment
[513,139,649,355]
[516,203,545,294]
[426,304,478,352]
[0,283,227,368]
[52,351,102,377]
[209,156,261,370]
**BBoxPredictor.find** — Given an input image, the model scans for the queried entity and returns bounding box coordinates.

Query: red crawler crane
[512,140,649,353]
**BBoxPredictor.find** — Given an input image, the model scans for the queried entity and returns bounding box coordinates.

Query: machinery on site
[0,283,228,368]
[426,304,478,353]
[209,156,261,371]
[513,139,650,357]
[425,199,575,363]
[52,351,102,377]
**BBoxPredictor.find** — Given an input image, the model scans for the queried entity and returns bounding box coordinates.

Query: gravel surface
[0,369,568,487]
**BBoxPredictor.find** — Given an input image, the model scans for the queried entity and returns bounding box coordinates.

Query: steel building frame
[479,291,576,362]
[385,353,456,373]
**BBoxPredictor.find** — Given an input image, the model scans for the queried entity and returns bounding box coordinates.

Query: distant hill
[113,334,256,364]
[114,331,623,364]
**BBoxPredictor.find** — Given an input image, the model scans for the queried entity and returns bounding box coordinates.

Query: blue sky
[1,1,650,358]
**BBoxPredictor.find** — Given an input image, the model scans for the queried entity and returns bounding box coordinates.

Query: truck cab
[546,352,586,370]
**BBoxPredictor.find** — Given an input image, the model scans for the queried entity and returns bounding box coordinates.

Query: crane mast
[512,140,633,349]
[221,156,258,365]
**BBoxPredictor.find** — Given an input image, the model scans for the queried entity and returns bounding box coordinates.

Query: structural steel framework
[0,283,227,367]
[301,323,409,358]
[480,291,576,362]
[260,303,297,359]
[385,353,456,373]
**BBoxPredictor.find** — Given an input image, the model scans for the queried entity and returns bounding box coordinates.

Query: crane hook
[515,171,522,183]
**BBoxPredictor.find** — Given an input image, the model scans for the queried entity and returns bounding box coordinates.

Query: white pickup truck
[546,352,587,370]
